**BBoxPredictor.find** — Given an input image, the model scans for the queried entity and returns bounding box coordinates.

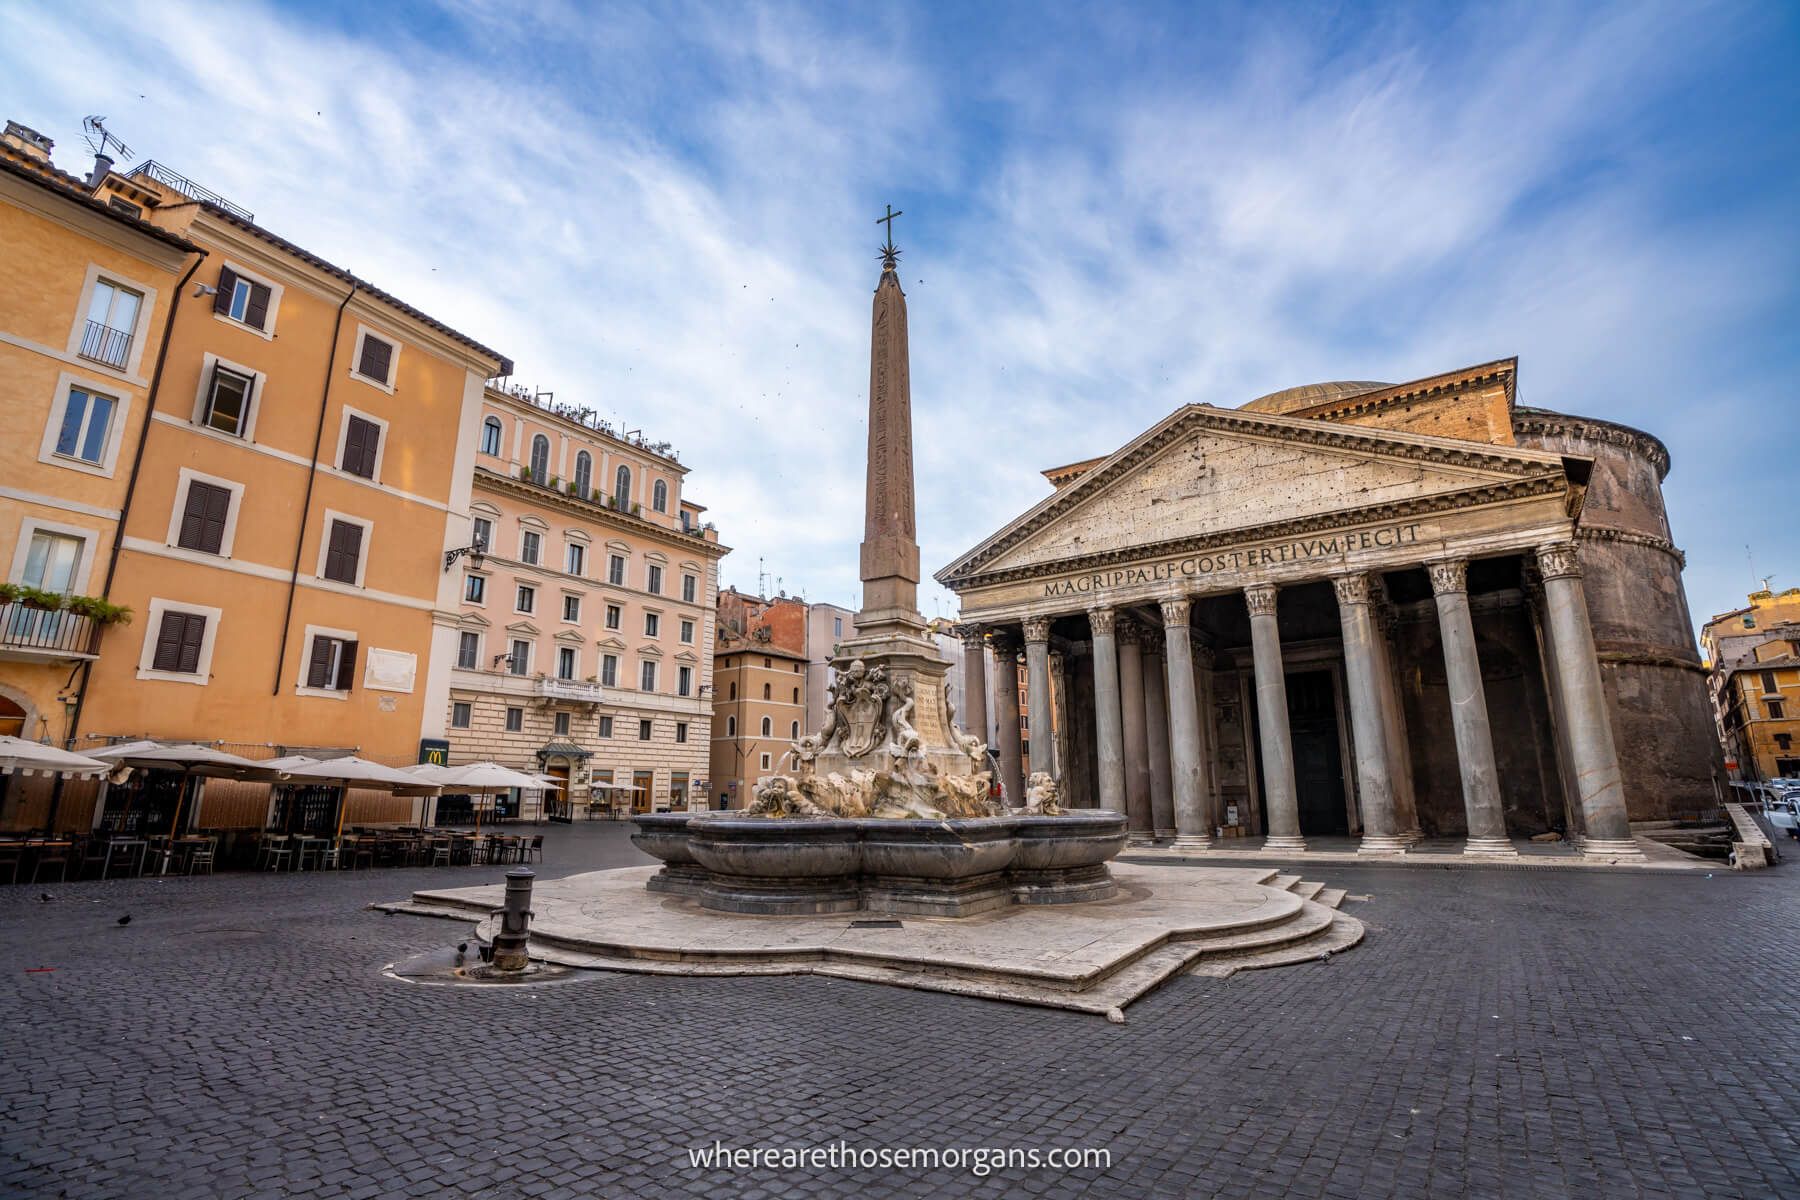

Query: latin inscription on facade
[1041,522,1423,598]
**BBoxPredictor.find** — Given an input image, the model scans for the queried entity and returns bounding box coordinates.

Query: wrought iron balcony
[0,603,102,659]
[536,677,606,704]
[77,320,133,369]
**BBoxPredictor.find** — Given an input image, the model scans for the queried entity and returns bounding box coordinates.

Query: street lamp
[444,537,487,572]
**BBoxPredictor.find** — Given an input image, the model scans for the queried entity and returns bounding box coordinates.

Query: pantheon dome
[1242,381,1390,415]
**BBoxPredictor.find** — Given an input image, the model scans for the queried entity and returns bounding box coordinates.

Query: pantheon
[938,359,1721,858]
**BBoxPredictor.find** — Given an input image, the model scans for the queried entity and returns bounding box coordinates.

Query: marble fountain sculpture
[633,223,1127,917]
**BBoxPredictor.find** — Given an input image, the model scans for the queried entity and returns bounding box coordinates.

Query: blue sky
[6,0,1797,631]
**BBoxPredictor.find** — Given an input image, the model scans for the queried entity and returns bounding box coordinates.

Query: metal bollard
[490,867,535,971]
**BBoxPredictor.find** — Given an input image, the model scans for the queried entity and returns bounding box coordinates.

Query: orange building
[709,590,810,806]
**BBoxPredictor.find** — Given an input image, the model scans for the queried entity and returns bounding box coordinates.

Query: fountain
[633,216,1127,916]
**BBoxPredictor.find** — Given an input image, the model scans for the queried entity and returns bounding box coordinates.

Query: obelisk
[856,231,925,637]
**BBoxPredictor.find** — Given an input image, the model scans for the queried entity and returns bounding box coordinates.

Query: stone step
[1194,910,1365,974]
[1287,879,1325,902]
[1315,887,1347,910]
[1271,873,1302,892]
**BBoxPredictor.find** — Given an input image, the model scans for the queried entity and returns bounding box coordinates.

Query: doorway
[544,759,572,822]
[1286,670,1348,837]
[632,770,654,813]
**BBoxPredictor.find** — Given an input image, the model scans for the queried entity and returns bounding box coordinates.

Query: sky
[5,0,1797,631]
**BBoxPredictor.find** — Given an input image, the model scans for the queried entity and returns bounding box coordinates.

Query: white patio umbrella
[279,756,442,837]
[0,736,112,778]
[89,741,274,870]
[427,761,546,832]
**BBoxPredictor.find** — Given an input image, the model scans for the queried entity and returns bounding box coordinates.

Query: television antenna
[82,116,132,163]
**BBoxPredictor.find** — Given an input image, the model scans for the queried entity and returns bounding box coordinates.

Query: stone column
[1050,649,1071,782]
[1162,598,1211,849]
[1428,560,1517,857]
[1333,574,1408,854]
[1023,617,1056,780]
[1369,591,1422,843]
[1117,621,1154,842]
[1194,644,1221,831]
[1245,584,1305,851]
[989,629,1025,807]
[1088,609,1127,814]
[1536,542,1642,859]
[1143,635,1175,838]
[958,626,989,748]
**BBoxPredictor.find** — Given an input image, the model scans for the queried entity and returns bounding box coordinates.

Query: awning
[0,736,113,779]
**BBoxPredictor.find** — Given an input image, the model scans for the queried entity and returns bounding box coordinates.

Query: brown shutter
[341,416,379,478]
[179,481,231,554]
[242,282,270,330]
[335,641,359,692]
[175,613,206,674]
[306,636,334,689]
[357,336,393,384]
[213,267,237,315]
[152,611,186,672]
[324,520,363,584]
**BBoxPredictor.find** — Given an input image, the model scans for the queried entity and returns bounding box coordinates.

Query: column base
[1401,827,1424,845]
[1171,834,1211,851]
[1578,837,1646,861]
[1261,834,1307,853]
[1154,827,1177,840]
[1462,836,1520,858]
[1126,831,1156,847]
[1356,834,1411,855]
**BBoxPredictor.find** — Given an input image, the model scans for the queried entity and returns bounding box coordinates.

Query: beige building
[441,385,727,815]
[708,589,809,807]
[1702,586,1800,781]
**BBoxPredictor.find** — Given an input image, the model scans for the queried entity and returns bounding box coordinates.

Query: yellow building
[0,123,508,833]
[1703,586,1800,780]
[0,123,201,827]
[709,639,810,808]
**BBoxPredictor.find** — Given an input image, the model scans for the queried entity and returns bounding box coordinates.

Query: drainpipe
[50,250,205,831]
[273,284,357,694]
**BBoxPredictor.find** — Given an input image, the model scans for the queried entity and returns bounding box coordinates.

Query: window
[174,481,232,555]
[729,682,737,700]
[554,712,571,736]
[792,687,800,703]
[505,707,523,732]
[726,716,737,736]
[464,574,486,604]
[520,531,541,565]
[573,452,592,496]
[79,280,141,368]
[1762,671,1780,695]
[481,417,503,456]
[457,631,479,669]
[682,574,697,603]
[21,532,83,592]
[762,683,771,700]
[639,719,654,741]
[759,752,771,771]
[647,564,663,595]
[598,715,614,738]
[340,414,381,479]
[614,465,631,506]
[510,639,531,675]
[645,613,660,637]
[640,660,657,691]
[471,517,493,552]
[605,604,622,630]
[201,364,254,437]
[562,595,581,622]
[451,701,471,729]
[791,721,800,738]
[1777,733,1793,751]
[151,610,208,675]
[304,633,358,692]
[54,385,116,464]
[834,617,843,638]
[354,332,395,387]
[529,435,550,481]
[678,666,693,697]
[516,584,535,613]
[608,555,626,585]
[1771,701,1787,720]
[763,657,771,668]
[760,716,772,737]
[680,619,694,644]
[676,722,688,744]
[107,197,142,217]
[652,479,668,513]
[601,654,618,686]
[557,646,577,679]
[567,543,585,576]
[322,519,364,585]
[214,266,271,331]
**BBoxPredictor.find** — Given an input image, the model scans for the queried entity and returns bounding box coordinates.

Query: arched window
[762,683,771,700]
[480,417,502,456]
[528,434,549,481]
[790,721,799,738]
[614,465,631,507]
[728,682,737,700]
[760,716,772,737]
[792,687,799,703]
[573,451,592,496]
[652,479,668,513]
[726,716,736,736]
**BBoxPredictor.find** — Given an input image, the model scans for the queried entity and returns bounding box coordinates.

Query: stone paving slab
[384,862,1362,1016]
[1124,832,1707,870]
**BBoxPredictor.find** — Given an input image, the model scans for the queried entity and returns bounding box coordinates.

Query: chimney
[2,120,54,164]
[86,151,114,189]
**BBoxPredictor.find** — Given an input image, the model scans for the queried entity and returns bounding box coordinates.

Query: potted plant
[65,595,134,625]
[631,502,642,516]
[520,465,533,481]
[11,585,65,612]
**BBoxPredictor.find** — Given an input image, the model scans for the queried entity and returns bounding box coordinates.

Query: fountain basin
[633,811,1128,917]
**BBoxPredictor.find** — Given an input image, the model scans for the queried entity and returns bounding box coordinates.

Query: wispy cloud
[4,0,1794,624]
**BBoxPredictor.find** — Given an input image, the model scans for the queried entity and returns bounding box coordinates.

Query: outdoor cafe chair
[31,841,72,885]
[295,838,326,872]
[186,836,217,876]
[80,837,111,879]
[258,834,293,872]
[429,837,451,868]
[524,834,544,864]
[0,843,21,886]
[103,837,146,879]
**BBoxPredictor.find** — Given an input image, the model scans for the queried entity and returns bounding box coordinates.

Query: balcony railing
[77,320,133,369]
[0,603,102,658]
[536,678,606,704]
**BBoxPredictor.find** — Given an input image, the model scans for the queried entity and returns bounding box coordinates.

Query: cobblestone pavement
[2,822,1797,1199]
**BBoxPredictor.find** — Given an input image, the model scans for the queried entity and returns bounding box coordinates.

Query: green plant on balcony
[0,583,133,625]
[550,475,561,490]
[65,595,133,625]
[631,502,642,515]
[520,465,534,481]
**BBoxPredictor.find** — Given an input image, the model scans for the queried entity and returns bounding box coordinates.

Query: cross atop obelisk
[856,204,923,637]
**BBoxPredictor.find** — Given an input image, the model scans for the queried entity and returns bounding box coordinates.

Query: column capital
[1022,615,1054,645]
[1159,597,1192,627]
[1087,607,1118,637]
[1331,573,1372,607]
[1244,583,1279,618]
[1426,559,1468,595]
[988,628,1023,657]
[1535,540,1582,581]
[954,623,987,650]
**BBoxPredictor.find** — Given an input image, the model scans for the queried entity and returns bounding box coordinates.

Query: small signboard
[419,738,449,766]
